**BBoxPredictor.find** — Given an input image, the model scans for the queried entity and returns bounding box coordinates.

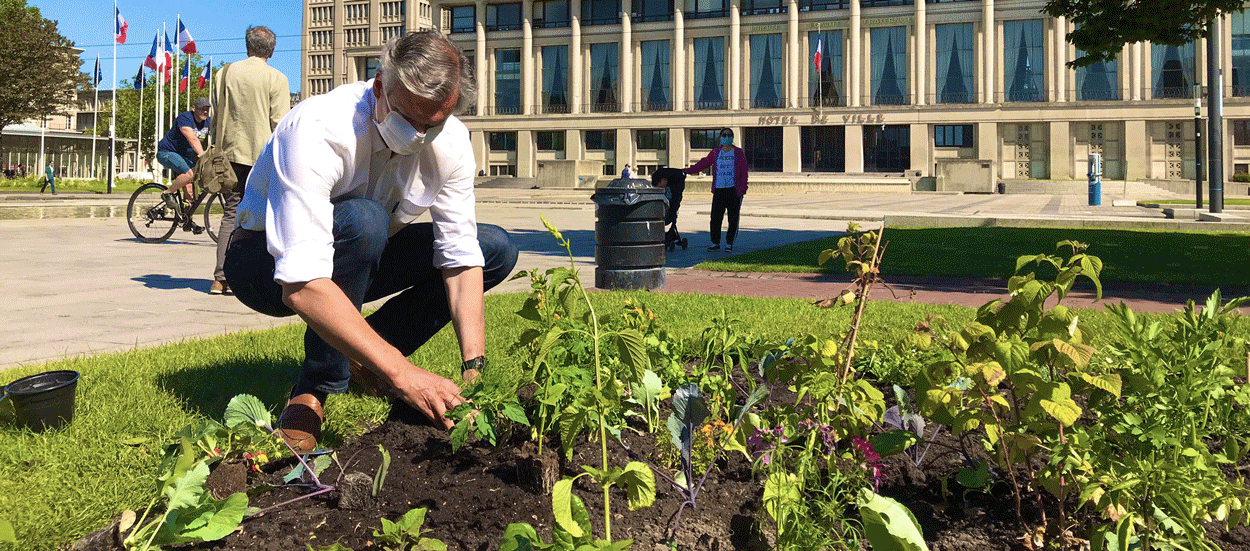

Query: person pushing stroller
[651,166,687,251]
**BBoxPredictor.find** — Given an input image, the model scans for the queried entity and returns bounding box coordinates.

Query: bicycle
[126,181,226,244]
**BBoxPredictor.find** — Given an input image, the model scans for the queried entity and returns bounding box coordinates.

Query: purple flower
[851,436,884,491]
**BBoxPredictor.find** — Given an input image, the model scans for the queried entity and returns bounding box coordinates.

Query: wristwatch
[461,355,487,374]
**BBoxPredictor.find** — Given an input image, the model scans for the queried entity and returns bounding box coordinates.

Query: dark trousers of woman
[709,187,743,246]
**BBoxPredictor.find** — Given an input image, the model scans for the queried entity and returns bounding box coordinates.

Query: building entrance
[743,127,783,171]
[801,126,845,172]
[863,125,910,172]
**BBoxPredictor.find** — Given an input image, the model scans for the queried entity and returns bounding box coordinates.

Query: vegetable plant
[445,380,530,451]
[374,507,447,551]
[498,489,634,551]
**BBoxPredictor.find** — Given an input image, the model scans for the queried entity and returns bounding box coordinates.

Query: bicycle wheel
[127,182,178,243]
[202,192,225,244]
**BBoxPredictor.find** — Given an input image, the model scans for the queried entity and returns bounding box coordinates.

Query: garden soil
[74,396,1249,551]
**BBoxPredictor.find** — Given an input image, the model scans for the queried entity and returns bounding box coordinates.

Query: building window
[364,57,380,79]
[381,1,406,18]
[1152,42,1196,99]
[634,0,673,22]
[309,54,333,75]
[1233,120,1250,145]
[750,34,784,108]
[686,0,726,19]
[495,49,521,114]
[586,130,615,150]
[694,37,725,109]
[690,128,719,150]
[534,0,570,28]
[637,129,668,150]
[743,127,783,171]
[542,45,569,113]
[537,131,565,150]
[450,5,476,33]
[871,26,907,105]
[380,25,406,42]
[934,124,974,148]
[490,131,518,151]
[800,0,847,11]
[582,0,621,25]
[935,23,974,103]
[345,3,370,22]
[742,0,784,15]
[1234,13,1250,96]
[490,164,517,176]
[310,78,333,95]
[640,40,671,111]
[487,3,522,31]
[809,30,843,107]
[1075,53,1118,100]
[1004,19,1045,102]
[310,6,334,25]
[311,30,334,49]
[864,125,910,172]
[589,43,619,112]
[345,28,370,47]
[861,0,909,6]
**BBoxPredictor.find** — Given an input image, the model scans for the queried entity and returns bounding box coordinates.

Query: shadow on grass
[156,357,300,421]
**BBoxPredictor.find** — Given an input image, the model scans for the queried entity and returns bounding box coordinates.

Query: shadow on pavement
[134,274,211,291]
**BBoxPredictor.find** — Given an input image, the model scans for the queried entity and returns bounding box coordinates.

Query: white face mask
[376,92,440,156]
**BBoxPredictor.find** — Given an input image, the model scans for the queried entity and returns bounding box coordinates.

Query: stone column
[910,123,928,175]
[1124,119,1148,179]
[622,0,633,113]
[523,0,535,114]
[476,0,488,112]
[981,0,994,103]
[729,0,741,109]
[673,0,686,111]
[1053,16,1066,102]
[1049,120,1070,179]
[783,125,801,171]
[1130,42,1142,101]
[850,0,861,107]
[914,0,926,105]
[846,125,864,172]
[571,0,583,113]
[519,129,536,177]
[977,122,997,177]
[788,0,800,108]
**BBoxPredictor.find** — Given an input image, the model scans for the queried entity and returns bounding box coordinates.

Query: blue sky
[31,0,304,93]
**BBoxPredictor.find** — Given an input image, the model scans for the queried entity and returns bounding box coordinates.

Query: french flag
[813,36,822,68]
[163,33,175,81]
[114,7,128,44]
[143,33,164,72]
[176,20,196,54]
[198,58,211,89]
[179,62,189,91]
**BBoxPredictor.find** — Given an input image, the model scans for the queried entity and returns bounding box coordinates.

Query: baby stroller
[651,166,688,251]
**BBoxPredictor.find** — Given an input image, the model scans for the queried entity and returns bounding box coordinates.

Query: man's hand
[388,367,466,430]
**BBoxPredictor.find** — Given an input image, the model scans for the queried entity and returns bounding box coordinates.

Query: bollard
[591,179,666,289]
[1088,153,1102,206]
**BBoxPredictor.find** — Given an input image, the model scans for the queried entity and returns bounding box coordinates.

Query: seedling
[374,507,447,551]
[445,380,530,452]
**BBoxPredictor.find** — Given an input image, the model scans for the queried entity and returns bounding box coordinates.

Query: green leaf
[501,403,531,426]
[501,523,542,551]
[858,489,930,551]
[1079,372,1122,398]
[418,538,449,551]
[666,385,709,465]
[956,462,991,489]
[0,519,15,543]
[870,430,919,457]
[1039,397,1082,426]
[763,472,801,524]
[620,462,657,511]
[224,394,272,430]
[171,492,249,543]
[311,454,333,476]
[817,248,837,266]
[374,445,391,497]
[614,329,650,382]
[975,362,1006,387]
[165,460,211,511]
[1052,339,1096,369]
[553,478,584,538]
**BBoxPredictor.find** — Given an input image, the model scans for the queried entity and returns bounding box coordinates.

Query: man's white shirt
[236,80,482,285]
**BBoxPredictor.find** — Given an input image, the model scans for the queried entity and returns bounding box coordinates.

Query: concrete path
[1,187,1245,372]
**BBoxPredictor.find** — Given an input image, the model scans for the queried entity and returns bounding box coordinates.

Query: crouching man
[224,30,518,452]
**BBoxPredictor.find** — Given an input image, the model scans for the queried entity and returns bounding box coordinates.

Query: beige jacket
[211,56,290,166]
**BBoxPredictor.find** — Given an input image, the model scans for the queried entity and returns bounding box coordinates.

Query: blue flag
[93,56,103,86]
[134,66,145,90]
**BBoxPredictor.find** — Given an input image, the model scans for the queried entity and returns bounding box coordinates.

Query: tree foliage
[1044,0,1247,66]
[0,0,87,140]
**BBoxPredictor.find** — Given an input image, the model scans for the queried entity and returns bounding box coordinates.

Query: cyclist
[156,97,211,210]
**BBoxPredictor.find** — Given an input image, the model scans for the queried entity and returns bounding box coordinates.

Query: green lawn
[0,176,147,194]
[696,226,1250,287]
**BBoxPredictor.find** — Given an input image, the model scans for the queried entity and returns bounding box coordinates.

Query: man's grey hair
[380,30,477,114]
[245,26,276,58]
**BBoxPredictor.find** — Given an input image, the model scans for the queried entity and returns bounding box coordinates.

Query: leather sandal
[278,393,324,454]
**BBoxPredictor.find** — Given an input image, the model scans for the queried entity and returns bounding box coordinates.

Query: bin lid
[592,178,666,206]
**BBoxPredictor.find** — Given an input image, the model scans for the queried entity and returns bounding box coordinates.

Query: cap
[193,97,211,109]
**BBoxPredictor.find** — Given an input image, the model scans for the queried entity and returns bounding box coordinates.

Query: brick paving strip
[659,269,1250,315]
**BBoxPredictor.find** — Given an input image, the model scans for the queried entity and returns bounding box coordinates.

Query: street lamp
[1195,85,1204,208]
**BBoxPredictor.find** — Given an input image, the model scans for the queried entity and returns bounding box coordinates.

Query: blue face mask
[720,136,733,147]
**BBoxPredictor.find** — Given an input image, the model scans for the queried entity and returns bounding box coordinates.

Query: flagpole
[817,23,823,120]
[109,0,117,193]
[137,74,144,178]
[156,22,164,185]
[92,55,100,182]
[173,15,180,122]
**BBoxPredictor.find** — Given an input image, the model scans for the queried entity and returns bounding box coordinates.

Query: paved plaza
[2,187,1246,371]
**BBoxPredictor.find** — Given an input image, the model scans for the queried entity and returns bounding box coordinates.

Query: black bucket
[3,370,80,431]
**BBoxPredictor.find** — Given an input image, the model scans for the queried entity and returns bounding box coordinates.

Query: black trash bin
[591,179,667,289]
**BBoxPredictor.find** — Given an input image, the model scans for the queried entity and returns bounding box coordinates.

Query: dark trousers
[213,162,251,283]
[223,198,519,397]
[709,187,743,246]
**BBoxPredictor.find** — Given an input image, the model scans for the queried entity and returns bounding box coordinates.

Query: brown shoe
[209,280,227,295]
[348,359,395,399]
[278,393,324,454]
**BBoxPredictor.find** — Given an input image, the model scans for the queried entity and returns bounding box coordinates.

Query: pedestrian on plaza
[224,30,519,453]
[157,98,212,209]
[620,163,632,180]
[684,127,747,252]
[39,160,56,194]
[207,26,291,296]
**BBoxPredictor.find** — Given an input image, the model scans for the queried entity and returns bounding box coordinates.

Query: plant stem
[570,240,612,541]
[249,486,336,518]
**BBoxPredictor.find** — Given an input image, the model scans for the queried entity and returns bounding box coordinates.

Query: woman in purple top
[685,127,748,252]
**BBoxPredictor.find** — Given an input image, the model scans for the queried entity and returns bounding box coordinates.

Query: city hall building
[303,0,1250,189]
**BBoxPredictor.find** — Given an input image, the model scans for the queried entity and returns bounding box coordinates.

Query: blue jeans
[223,198,519,397]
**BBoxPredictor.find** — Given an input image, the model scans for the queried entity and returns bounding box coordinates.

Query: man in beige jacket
[209,26,290,295]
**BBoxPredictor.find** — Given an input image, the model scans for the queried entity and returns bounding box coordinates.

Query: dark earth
[75,396,1250,551]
